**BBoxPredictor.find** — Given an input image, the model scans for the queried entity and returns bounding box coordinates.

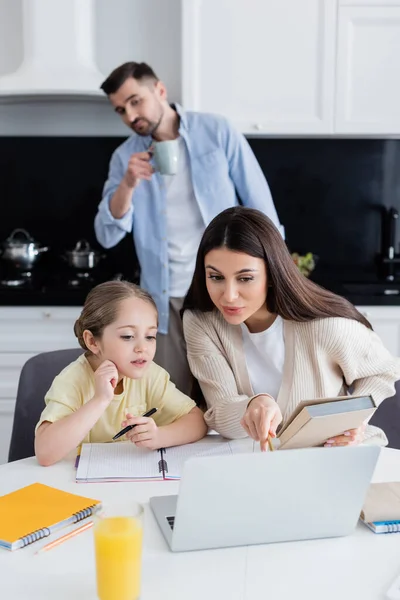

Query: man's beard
[130,109,163,137]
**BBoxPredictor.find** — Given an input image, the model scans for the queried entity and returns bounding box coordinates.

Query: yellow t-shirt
[36,354,196,443]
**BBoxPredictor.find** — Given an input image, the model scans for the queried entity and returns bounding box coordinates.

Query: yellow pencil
[35,520,94,554]
[267,435,274,452]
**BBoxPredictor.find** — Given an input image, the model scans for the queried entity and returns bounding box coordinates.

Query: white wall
[0,0,182,136]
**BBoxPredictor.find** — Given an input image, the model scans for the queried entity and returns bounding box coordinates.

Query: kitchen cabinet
[335,4,400,134]
[0,306,81,464]
[1,0,400,135]
[340,1,400,5]
[0,0,182,136]
[182,0,337,134]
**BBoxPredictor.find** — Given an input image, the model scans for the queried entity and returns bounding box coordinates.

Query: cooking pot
[0,228,49,270]
[64,240,105,270]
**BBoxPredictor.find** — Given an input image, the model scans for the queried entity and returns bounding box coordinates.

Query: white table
[1,450,400,600]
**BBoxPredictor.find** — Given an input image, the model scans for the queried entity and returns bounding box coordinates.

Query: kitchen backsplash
[0,136,138,280]
[249,137,400,282]
[0,136,399,284]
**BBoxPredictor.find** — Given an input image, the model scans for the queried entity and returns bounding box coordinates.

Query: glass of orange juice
[94,502,143,600]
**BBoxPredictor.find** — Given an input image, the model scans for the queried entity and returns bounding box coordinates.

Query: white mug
[152,139,179,175]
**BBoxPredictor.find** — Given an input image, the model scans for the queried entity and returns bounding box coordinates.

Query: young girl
[182,206,400,450]
[35,281,207,466]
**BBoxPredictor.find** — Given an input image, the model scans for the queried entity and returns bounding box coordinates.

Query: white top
[240,315,285,399]
[0,449,400,599]
[165,137,205,297]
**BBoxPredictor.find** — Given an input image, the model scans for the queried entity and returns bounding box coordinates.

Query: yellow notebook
[0,483,101,551]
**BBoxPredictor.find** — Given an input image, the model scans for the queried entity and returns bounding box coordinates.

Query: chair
[369,380,400,450]
[8,348,83,463]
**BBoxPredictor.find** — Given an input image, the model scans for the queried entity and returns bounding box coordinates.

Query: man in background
[95,61,283,395]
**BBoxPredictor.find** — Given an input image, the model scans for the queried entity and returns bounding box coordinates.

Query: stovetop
[0,260,140,306]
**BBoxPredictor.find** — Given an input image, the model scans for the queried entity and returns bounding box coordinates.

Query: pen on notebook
[113,407,158,441]
[267,435,274,452]
[35,521,94,554]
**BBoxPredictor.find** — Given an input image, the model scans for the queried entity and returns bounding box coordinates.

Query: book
[76,438,252,483]
[277,395,376,450]
[363,520,400,534]
[0,483,101,551]
[360,482,400,534]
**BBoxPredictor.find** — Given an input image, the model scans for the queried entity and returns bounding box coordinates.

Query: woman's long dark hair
[182,207,372,329]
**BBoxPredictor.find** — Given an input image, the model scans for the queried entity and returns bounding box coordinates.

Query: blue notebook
[364,520,400,534]
[361,482,400,534]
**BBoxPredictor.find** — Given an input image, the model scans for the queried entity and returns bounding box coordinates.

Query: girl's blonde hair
[74,281,158,352]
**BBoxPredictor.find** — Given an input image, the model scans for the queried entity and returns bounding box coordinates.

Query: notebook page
[76,443,161,481]
[164,438,255,479]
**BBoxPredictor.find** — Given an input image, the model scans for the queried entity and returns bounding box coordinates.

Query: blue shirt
[95,105,282,334]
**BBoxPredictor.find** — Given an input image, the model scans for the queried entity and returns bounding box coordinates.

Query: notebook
[0,483,101,551]
[76,438,252,483]
[360,482,400,534]
[277,395,376,450]
[363,520,400,534]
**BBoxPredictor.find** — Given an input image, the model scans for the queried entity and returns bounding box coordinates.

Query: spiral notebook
[364,520,400,534]
[76,438,253,483]
[360,482,400,534]
[0,483,101,551]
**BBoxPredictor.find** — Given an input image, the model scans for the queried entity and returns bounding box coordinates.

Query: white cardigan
[183,310,400,444]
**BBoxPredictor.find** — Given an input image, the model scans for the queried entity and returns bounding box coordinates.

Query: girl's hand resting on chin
[93,360,119,404]
[123,414,162,450]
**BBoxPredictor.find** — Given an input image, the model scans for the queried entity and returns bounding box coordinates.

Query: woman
[182,207,400,450]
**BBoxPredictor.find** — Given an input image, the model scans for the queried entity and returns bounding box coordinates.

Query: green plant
[291,252,316,278]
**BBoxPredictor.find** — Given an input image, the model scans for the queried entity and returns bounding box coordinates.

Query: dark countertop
[313,278,400,307]
[0,262,399,308]
[0,280,400,308]
[0,286,90,306]
[0,262,140,307]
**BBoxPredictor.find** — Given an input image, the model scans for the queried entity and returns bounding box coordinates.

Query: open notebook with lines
[76,438,255,483]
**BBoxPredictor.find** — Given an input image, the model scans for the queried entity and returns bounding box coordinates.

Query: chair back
[8,348,83,462]
[369,380,400,449]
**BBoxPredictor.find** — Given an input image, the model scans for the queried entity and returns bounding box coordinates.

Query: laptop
[149,445,380,552]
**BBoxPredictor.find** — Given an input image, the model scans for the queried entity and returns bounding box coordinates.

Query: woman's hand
[93,360,118,404]
[123,414,162,450]
[240,395,283,452]
[324,423,366,447]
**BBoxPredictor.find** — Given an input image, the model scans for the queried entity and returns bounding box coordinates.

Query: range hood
[0,0,105,100]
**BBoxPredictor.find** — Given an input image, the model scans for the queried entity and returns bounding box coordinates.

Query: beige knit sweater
[183,309,400,444]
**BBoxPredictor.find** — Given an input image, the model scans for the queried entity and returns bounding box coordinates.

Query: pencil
[35,521,94,554]
[267,435,274,452]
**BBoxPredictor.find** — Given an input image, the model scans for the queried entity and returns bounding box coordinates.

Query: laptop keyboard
[167,516,175,530]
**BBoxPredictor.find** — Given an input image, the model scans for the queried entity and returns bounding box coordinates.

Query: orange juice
[94,516,143,600]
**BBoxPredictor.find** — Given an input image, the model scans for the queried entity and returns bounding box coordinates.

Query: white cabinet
[182,0,337,134]
[336,4,400,134]
[0,306,81,465]
[0,306,81,352]
[356,306,400,356]
[1,0,400,135]
[0,400,14,471]
[0,0,182,136]
[340,1,400,5]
